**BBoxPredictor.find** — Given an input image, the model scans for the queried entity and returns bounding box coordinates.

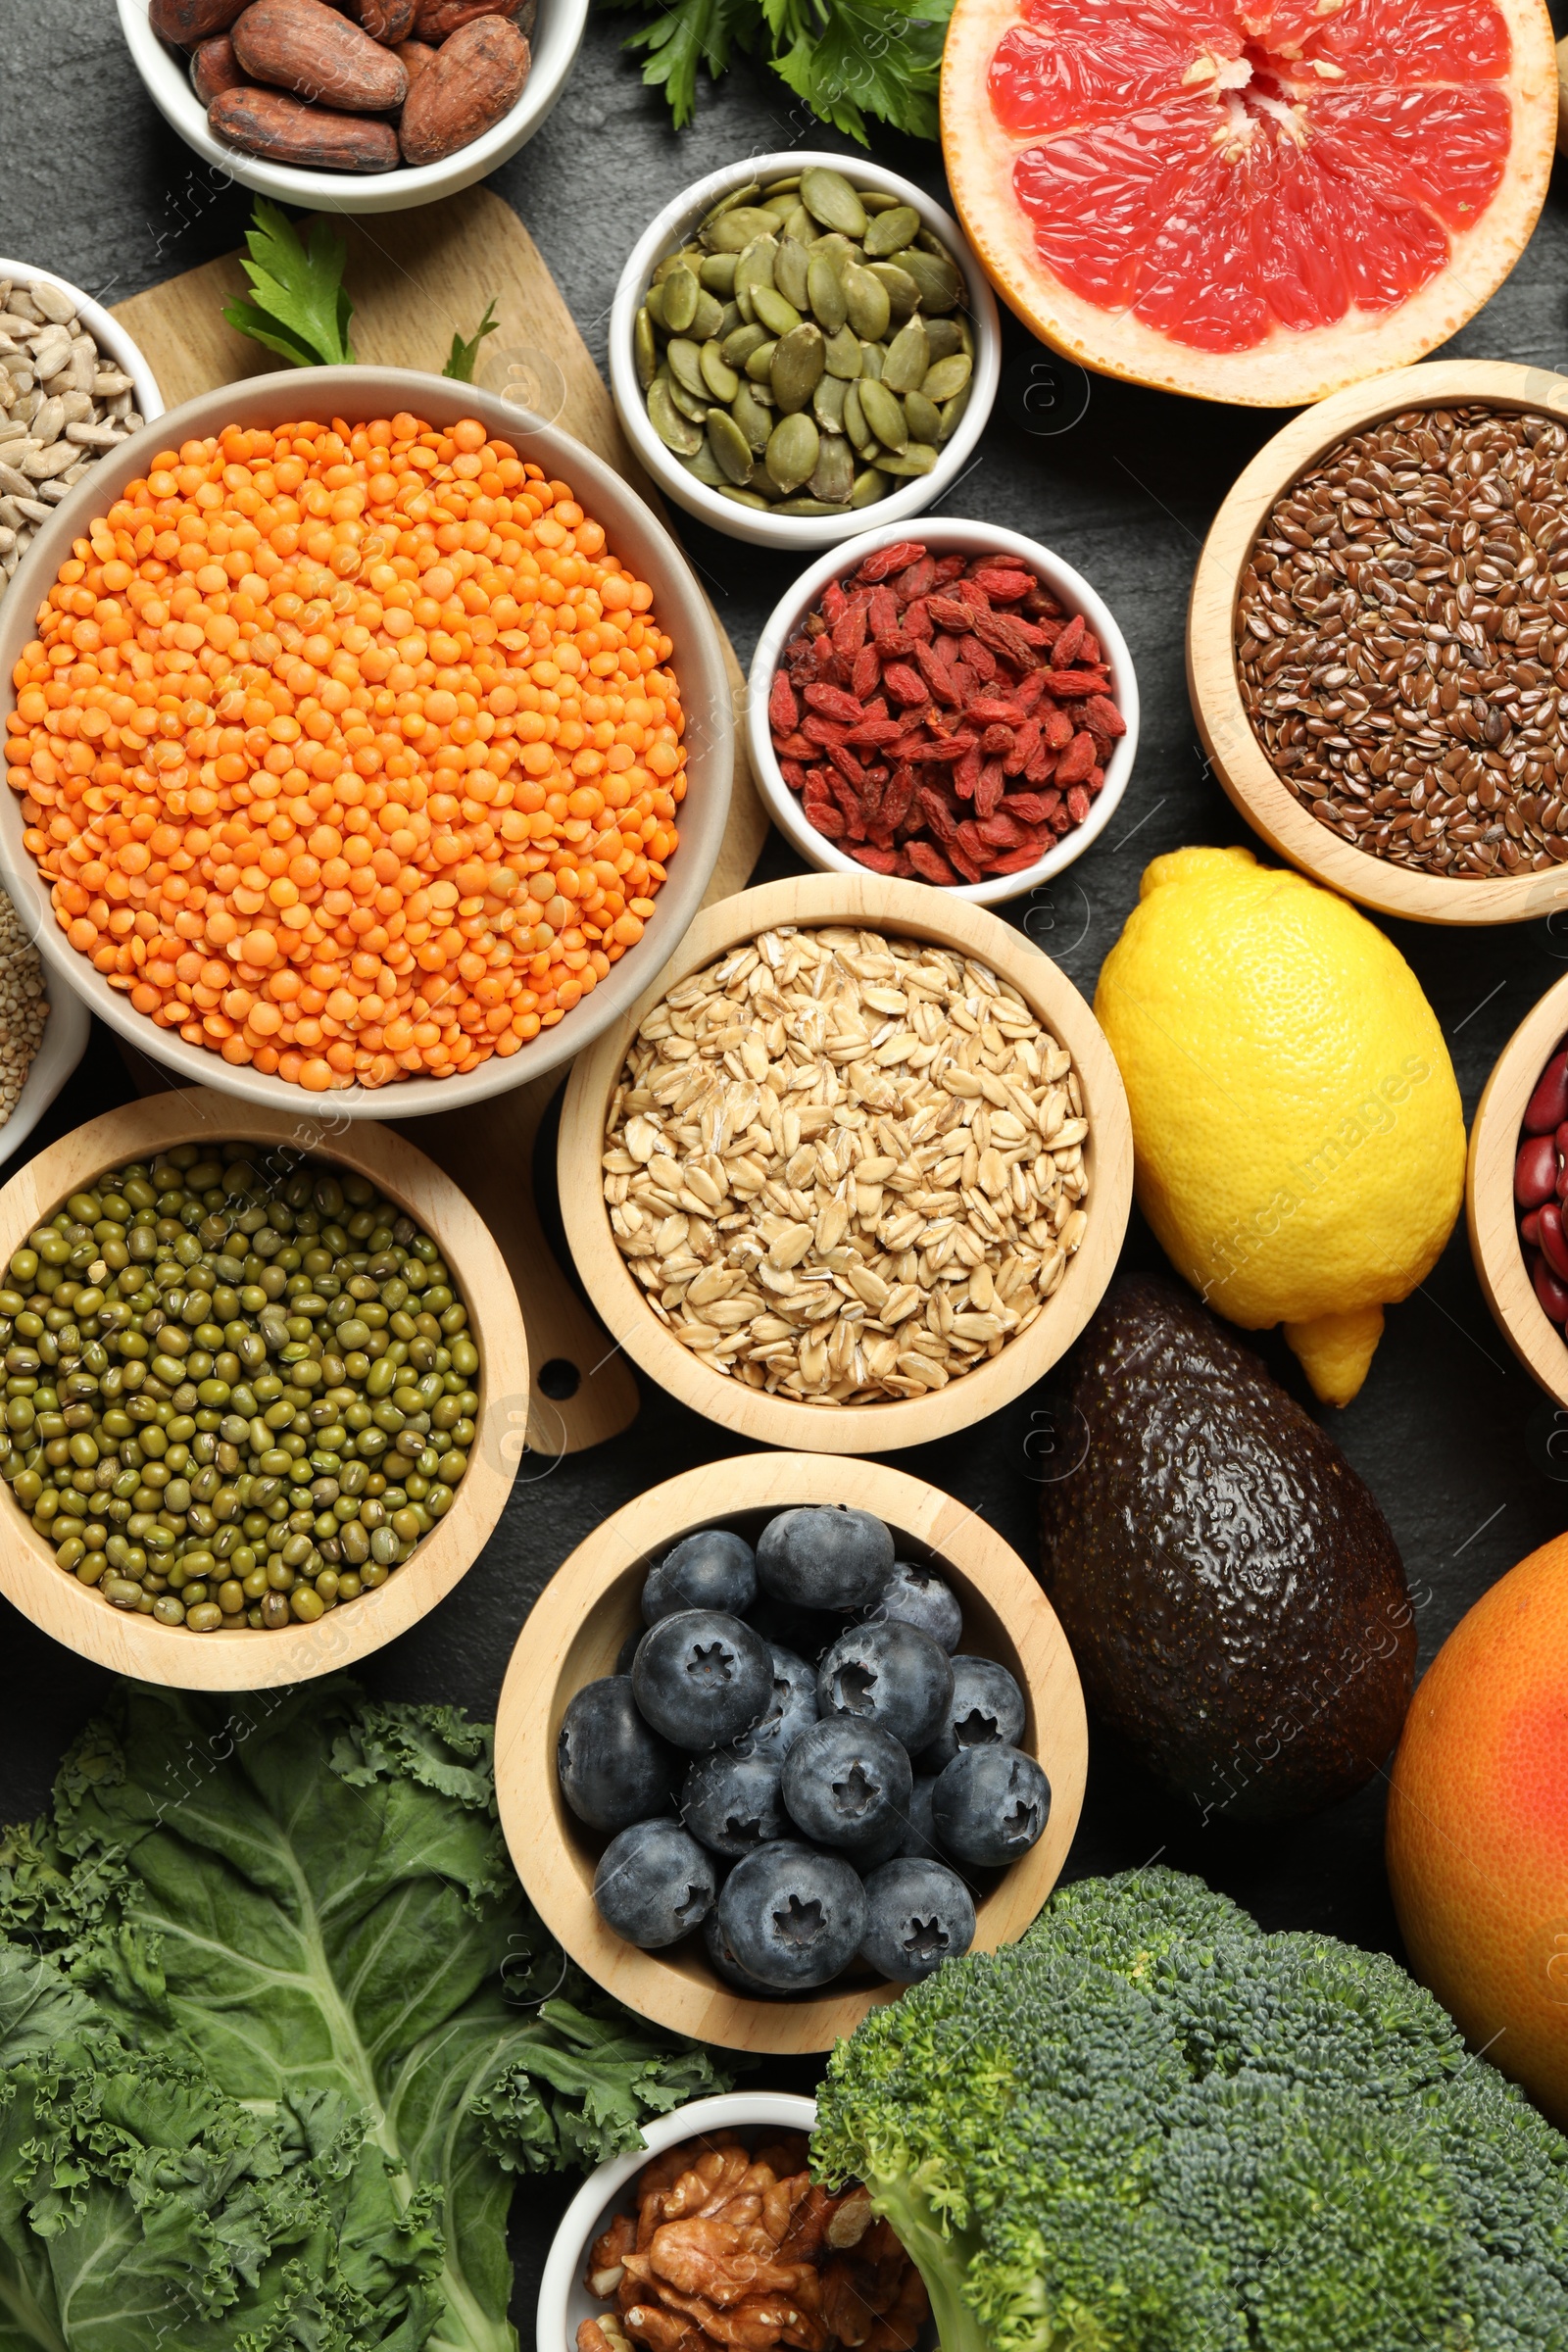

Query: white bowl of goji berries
[746,520,1139,906]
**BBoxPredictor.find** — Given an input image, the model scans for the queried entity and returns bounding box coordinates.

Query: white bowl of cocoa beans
[118,0,586,210]
[746,519,1140,906]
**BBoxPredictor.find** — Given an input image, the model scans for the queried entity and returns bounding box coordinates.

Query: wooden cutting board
[110,186,772,1454]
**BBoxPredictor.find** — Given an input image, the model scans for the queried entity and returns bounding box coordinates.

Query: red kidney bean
[768,542,1124,885]
[1525,1049,1568,1135]
[1517,1133,1558,1207]
[1533,1250,1568,1322]
[1540,1202,1568,1283]
[1523,1209,1543,1247]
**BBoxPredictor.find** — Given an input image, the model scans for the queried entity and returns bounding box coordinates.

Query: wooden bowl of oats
[556,873,1132,1452]
[1189,359,1568,926]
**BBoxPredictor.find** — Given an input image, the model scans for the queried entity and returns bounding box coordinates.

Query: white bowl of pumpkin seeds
[609,153,1001,552]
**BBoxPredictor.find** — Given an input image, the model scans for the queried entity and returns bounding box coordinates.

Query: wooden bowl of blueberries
[493,1451,1086,2052]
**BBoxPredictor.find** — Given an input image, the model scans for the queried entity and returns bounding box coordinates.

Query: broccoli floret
[815,1868,1568,2352]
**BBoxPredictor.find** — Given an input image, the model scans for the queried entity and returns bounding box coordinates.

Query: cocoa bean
[395,35,438,79]
[410,0,524,43]
[230,0,408,110]
[150,0,248,45]
[397,12,527,161]
[209,82,402,167]
[191,32,248,100]
[339,0,416,40]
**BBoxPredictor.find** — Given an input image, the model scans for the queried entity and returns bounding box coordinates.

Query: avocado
[1038,1273,1415,1823]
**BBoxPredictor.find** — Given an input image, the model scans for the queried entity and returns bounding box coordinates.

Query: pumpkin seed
[769,173,802,194]
[682,438,727,487]
[648,376,705,457]
[708,206,785,254]
[666,337,707,398]
[859,340,885,382]
[644,282,666,329]
[864,204,920,259]
[770,322,825,415]
[841,262,891,343]
[843,381,871,454]
[922,352,972,402]
[851,465,890,508]
[735,235,778,305]
[662,265,700,334]
[812,372,848,432]
[722,321,768,367]
[881,316,930,395]
[780,204,813,247]
[958,314,976,359]
[700,181,760,229]
[745,338,779,383]
[904,388,944,446]
[731,381,774,454]
[752,283,802,337]
[858,377,907,453]
[653,246,702,283]
[773,495,843,514]
[924,318,964,363]
[706,407,756,485]
[901,247,962,313]
[876,441,938,476]
[700,341,741,402]
[634,309,658,390]
[823,324,863,380]
[701,253,738,297]
[807,256,849,334]
[764,412,819,495]
[714,299,742,339]
[690,289,725,341]
[939,385,971,441]
[758,193,799,226]
[801,167,867,238]
[667,374,710,423]
[859,189,898,212]
[809,433,854,505]
[867,262,920,323]
[717,487,771,509]
[775,238,810,311]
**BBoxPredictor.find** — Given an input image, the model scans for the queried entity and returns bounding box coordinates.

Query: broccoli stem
[864,2174,989,2352]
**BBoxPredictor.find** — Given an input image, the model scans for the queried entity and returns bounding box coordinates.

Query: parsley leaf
[600,0,952,137]
[222,196,356,368]
[443,296,502,382]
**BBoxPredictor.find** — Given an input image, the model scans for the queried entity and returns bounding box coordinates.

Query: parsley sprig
[442,297,502,382]
[222,198,356,368]
[601,0,955,138]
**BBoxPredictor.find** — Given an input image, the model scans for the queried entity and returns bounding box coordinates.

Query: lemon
[1094,847,1465,1406]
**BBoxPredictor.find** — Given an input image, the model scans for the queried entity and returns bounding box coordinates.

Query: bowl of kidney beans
[1515,1039,1568,1323]
[746,519,1140,906]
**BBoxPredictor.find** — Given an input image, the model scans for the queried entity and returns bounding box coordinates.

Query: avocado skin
[1039,1273,1415,1823]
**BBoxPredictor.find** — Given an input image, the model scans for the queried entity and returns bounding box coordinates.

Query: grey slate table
[5,0,1568,2322]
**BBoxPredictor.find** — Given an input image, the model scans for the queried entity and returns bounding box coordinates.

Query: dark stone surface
[5,6,1568,2332]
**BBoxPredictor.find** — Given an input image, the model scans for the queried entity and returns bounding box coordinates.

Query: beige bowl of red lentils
[0,367,733,1112]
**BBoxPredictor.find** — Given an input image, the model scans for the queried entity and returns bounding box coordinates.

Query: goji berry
[971,566,1033,602]
[772,730,817,760]
[1042,666,1110,697]
[904,600,934,645]
[969,698,1026,726]
[768,672,800,733]
[1005,719,1040,776]
[850,644,882,703]
[1023,583,1064,618]
[950,843,984,884]
[883,767,919,829]
[780,759,808,791]
[954,578,992,614]
[826,741,869,788]
[927,597,973,632]
[857,540,925,583]
[907,841,956,884]
[955,746,982,801]
[1008,790,1059,824]
[845,718,904,748]
[809,802,846,839]
[1086,693,1126,740]
[1042,708,1075,751]
[821,580,847,623]
[1080,630,1102,663]
[833,601,869,659]
[990,842,1052,873]
[914,642,960,703]
[1065,785,1092,825]
[975,760,1006,819]
[880,663,925,707]
[803,714,848,750]
[1056,731,1097,787]
[978,811,1028,848]
[1054,613,1086,667]
[852,844,901,873]
[897,556,937,602]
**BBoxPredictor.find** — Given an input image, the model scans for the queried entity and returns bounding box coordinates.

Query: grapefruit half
[942,0,1557,404]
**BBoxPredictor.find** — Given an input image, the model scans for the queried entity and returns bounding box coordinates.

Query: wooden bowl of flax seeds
[556,873,1132,1452]
[1189,359,1568,926]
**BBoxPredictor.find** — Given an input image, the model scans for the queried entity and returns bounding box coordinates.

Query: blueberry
[749,1592,847,1664]
[781,1717,912,1854]
[867,1559,963,1653]
[681,1749,788,1856]
[632,1610,773,1750]
[557,1677,678,1835]
[817,1622,954,1757]
[757,1507,894,1612]
[860,1859,976,1983]
[899,1775,945,1863]
[594,1819,716,1948]
[932,1744,1051,1868]
[643,1529,758,1625]
[919,1656,1028,1772]
[733,1644,818,1761]
[716,1839,869,1990]
[614,1626,649,1677]
[704,1908,787,1997]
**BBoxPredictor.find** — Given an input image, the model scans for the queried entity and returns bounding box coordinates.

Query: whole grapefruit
[1387,1533,1568,2126]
